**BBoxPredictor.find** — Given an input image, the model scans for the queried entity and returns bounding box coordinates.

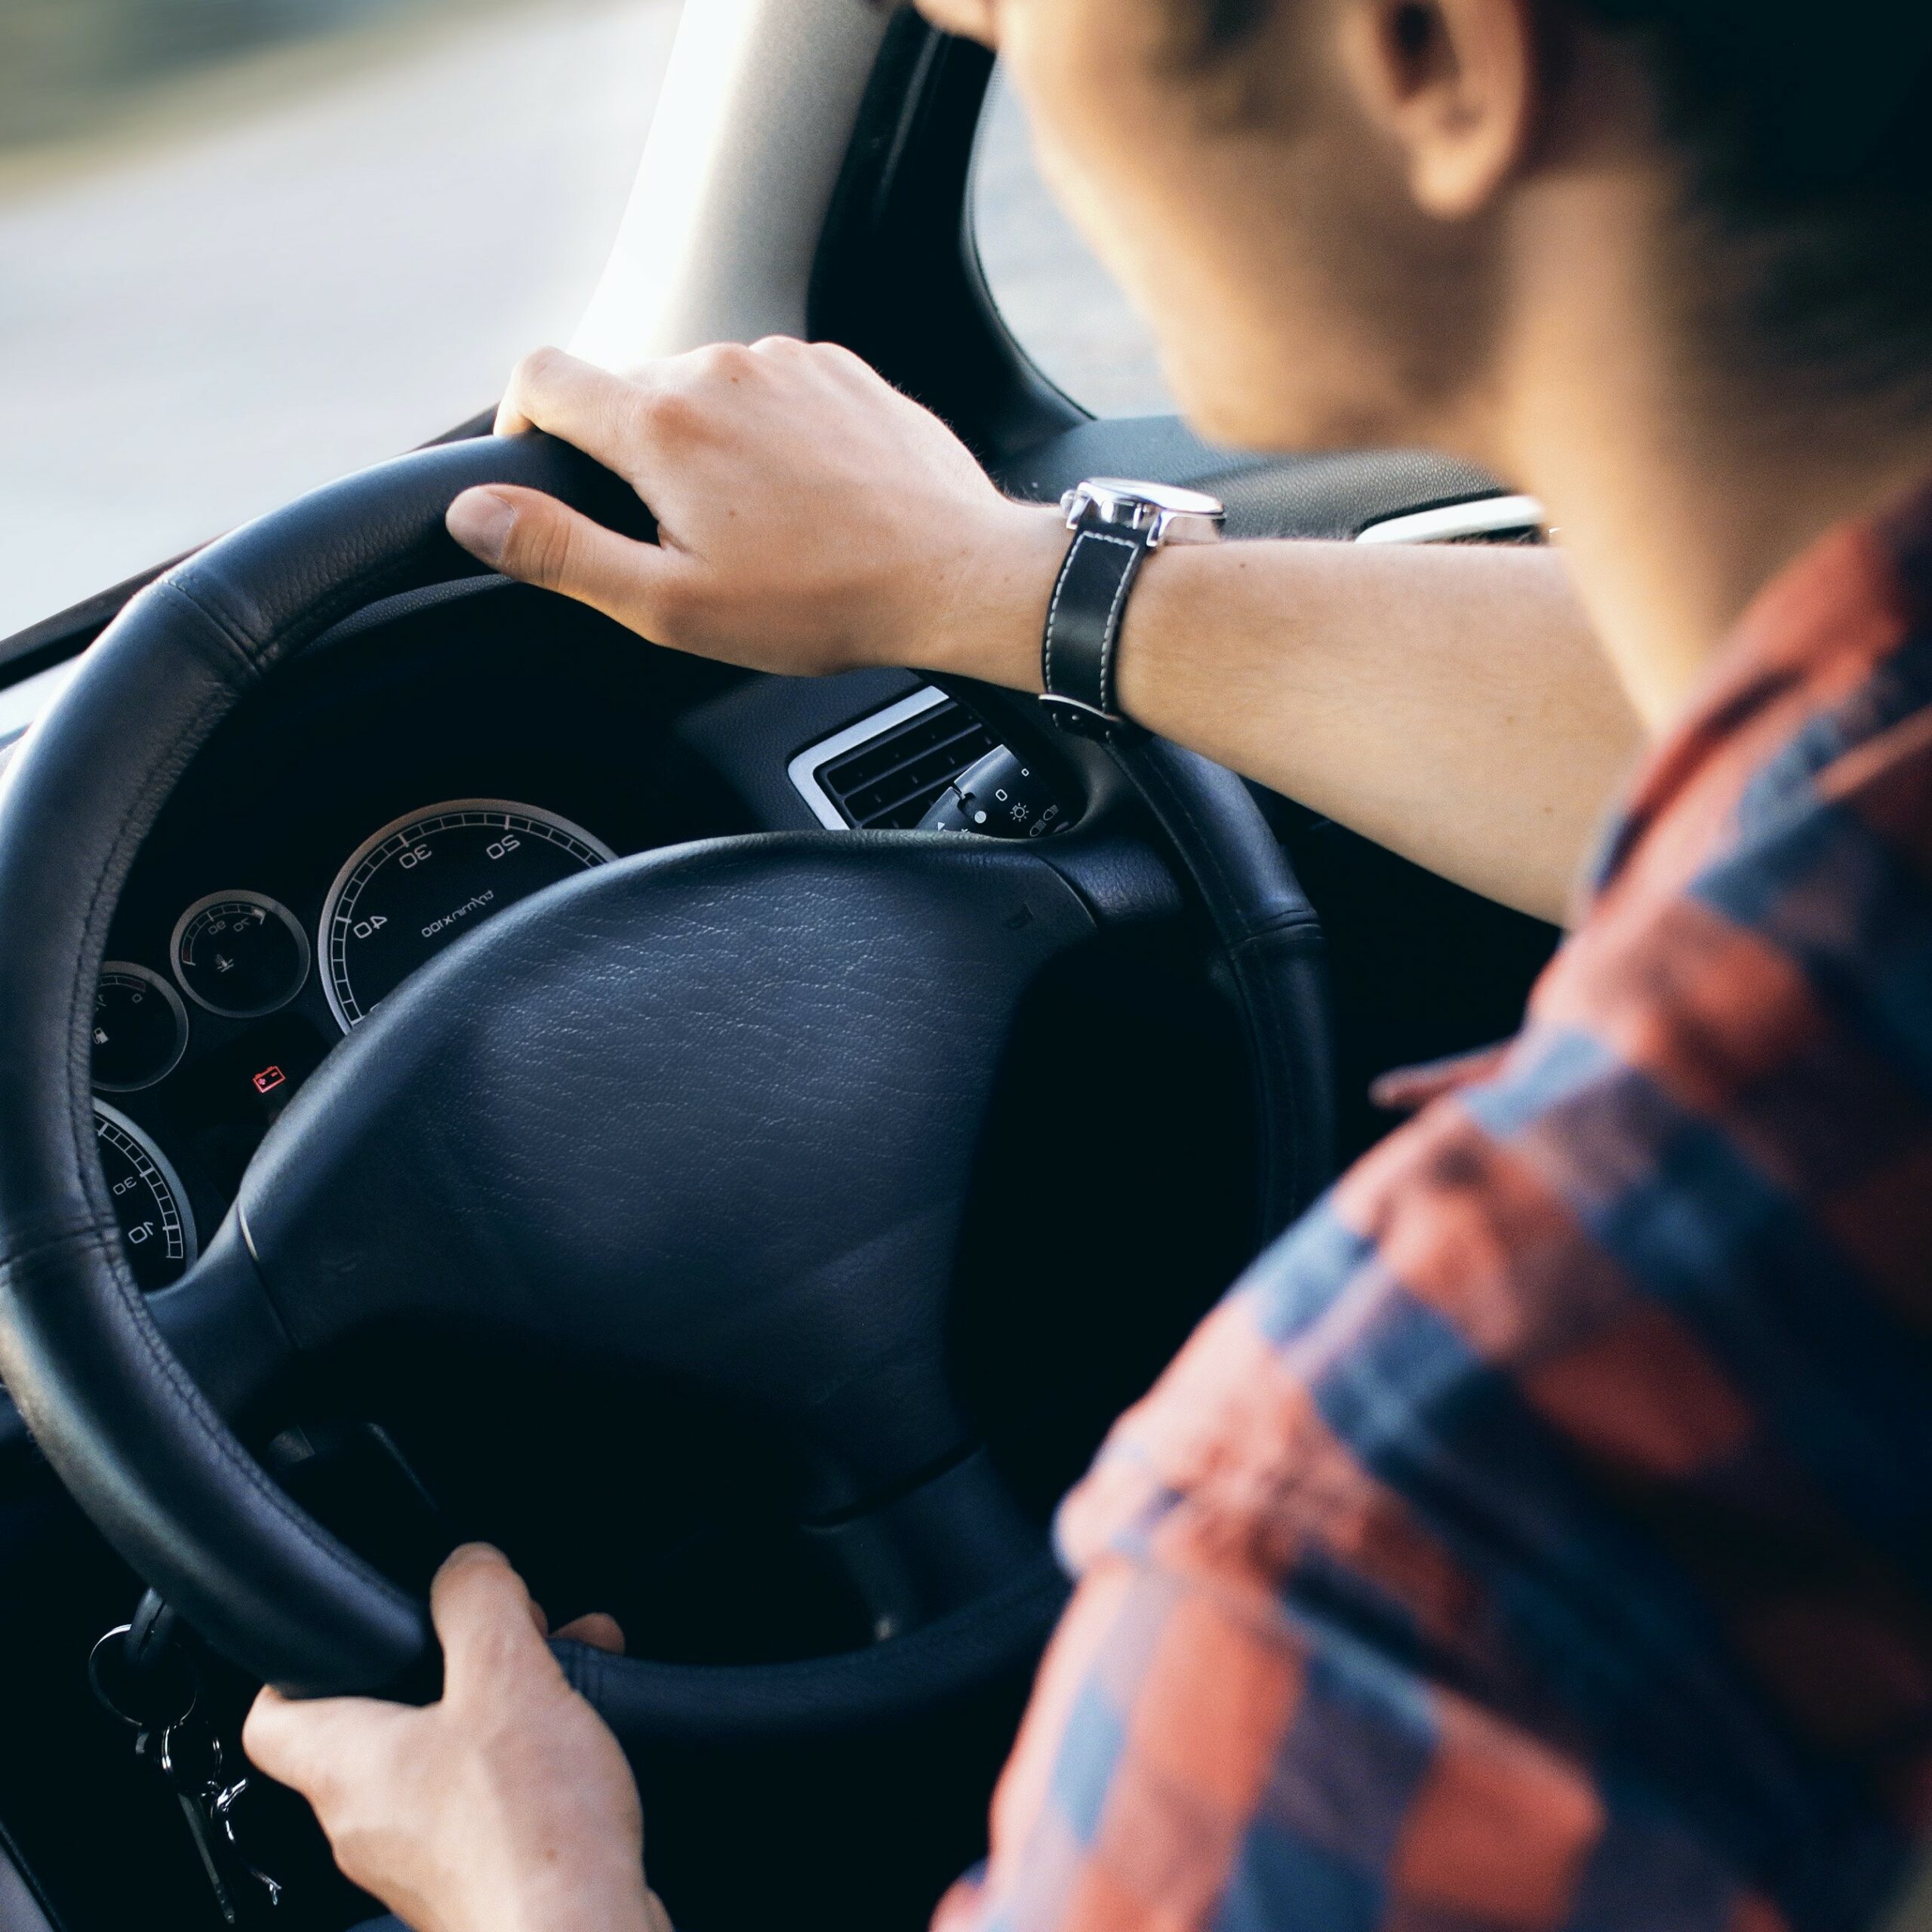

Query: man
[242,0,1932,1928]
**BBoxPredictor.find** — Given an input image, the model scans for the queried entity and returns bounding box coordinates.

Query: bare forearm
[452,346,1640,925]
[923,512,1641,924]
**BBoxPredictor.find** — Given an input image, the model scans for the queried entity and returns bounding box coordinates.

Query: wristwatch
[1038,478,1226,738]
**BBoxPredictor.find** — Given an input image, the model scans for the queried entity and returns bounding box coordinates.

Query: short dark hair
[1194,0,1932,412]
[1592,1,1932,408]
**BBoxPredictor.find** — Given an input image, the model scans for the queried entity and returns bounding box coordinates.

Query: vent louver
[1355,493,1546,547]
[806,697,999,830]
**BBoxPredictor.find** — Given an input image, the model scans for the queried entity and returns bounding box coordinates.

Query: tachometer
[319,799,615,1030]
[94,1103,198,1292]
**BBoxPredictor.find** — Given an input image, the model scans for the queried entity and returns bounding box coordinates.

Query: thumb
[242,1685,411,1801]
[447,485,678,635]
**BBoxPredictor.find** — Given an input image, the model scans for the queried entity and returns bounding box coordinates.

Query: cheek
[998,5,1460,451]
[1001,0,1191,180]
[1033,140,1351,447]
[1008,20,1258,352]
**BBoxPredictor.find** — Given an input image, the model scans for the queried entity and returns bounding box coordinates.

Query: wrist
[1110,534,1214,730]
[509,1875,666,1932]
[908,502,1066,692]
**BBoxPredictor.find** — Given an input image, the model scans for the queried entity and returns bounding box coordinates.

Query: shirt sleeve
[933,1523,1615,1932]
[932,1044,1806,1932]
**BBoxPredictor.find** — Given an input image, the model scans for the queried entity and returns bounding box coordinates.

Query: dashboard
[65,575,992,1297]
[27,483,1555,1309]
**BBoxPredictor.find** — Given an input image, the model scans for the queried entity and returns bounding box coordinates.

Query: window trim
[808,18,1082,464]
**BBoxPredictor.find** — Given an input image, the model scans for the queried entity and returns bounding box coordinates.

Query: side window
[0,0,684,642]
[971,67,1176,420]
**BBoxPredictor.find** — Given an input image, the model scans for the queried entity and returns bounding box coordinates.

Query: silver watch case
[1060,478,1227,549]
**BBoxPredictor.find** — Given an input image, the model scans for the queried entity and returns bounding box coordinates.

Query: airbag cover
[238,832,1095,1504]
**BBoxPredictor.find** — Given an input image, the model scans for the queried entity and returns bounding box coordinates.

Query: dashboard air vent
[789,689,1000,831]
[1355,493,1546,547]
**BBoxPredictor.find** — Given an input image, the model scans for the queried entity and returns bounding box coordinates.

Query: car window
[971,66,1176,422]
[0,0,684,643]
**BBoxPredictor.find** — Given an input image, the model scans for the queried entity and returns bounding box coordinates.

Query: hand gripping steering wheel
[0,436,1331,1749]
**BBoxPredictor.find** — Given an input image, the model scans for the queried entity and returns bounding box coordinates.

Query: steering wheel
[0,435,1331,1749]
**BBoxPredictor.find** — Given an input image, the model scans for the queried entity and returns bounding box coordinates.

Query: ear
[1339,0,1538,219]
[912,0,1001,47]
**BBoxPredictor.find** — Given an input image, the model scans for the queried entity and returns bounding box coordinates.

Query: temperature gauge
[92,961,189,1092]
[172,891,310,1020]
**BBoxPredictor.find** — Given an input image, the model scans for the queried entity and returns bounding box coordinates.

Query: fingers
[501,339,827,476]
[552,1611,626,1657]
[446,486,681,635]
[494,346,646,460]
[436,1544,621,1656]
[429,1543,558,1701]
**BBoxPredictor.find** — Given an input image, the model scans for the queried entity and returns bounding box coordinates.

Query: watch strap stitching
[1097,540,1142,718]
[1041,528,1087,697]
[1043,529,1140,713]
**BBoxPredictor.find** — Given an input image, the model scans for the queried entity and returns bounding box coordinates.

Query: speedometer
[319,798,615,1030]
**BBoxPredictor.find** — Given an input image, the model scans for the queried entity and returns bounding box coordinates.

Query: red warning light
[251,1065,287,1096]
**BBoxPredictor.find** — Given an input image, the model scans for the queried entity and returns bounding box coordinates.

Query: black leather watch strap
[1038,481,1223,739]
[1039,509,1149,737]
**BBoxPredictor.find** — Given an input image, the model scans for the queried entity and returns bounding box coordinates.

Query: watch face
[1081,478,1226,518]
[1068,478,1226,548]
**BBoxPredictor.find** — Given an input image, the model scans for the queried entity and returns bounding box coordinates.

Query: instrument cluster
[64,570,864,1298]
[90,795,620,1291]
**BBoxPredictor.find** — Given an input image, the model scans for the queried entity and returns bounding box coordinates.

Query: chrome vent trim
[1355,493,1546,546]
[789,688,948,829]
[787,687,1000,830]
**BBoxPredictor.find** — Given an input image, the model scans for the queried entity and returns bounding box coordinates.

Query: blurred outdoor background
[0,0,1168,643]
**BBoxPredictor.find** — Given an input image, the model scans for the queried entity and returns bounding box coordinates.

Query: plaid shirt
[939,485,1932,1932]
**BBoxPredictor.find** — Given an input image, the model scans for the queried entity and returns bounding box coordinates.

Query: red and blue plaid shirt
[940,485,1932,1932]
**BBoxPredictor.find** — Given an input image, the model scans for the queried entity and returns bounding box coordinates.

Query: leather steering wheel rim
[0,434,1332,1745]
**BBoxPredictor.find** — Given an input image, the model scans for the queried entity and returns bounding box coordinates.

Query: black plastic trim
[808,17,1081,461]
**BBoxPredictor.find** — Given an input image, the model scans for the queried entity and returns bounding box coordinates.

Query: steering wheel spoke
[0,1217,294,1457]
[146,1212,298,1430]
[812,1448,1045,1641]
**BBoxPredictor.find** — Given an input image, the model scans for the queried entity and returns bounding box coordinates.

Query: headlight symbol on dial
[319,799,615,1031]
[94,1103,198,1293]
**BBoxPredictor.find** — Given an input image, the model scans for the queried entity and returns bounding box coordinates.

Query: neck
[1479,171,1932,733]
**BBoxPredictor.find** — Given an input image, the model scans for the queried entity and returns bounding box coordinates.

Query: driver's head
[916,0,1932,468]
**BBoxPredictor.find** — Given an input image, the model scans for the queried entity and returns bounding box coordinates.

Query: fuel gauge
[92,962,189,1092]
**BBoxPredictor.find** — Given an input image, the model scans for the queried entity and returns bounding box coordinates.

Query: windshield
[0,0,682,643]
